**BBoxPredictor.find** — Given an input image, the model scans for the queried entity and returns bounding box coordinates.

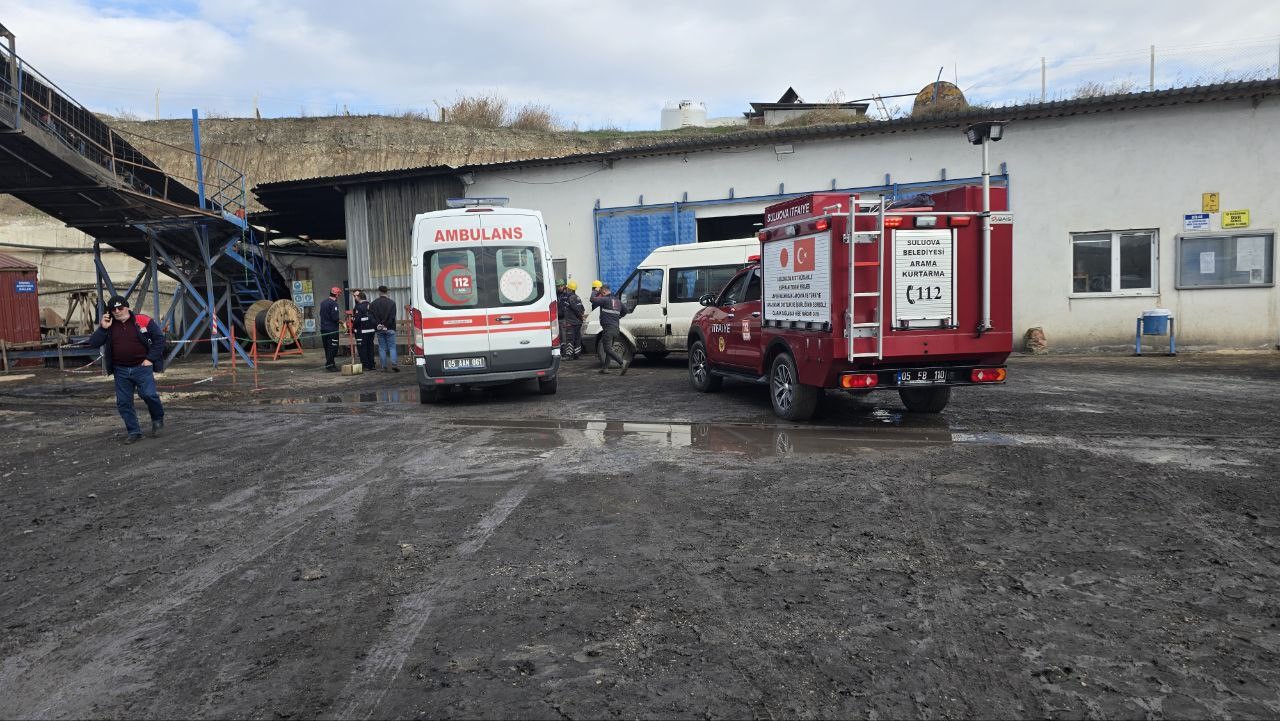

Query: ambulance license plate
[443,356,486,371]
[898,369,947,384]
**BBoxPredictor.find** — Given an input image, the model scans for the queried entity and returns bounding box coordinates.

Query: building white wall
[469,96,1280,350]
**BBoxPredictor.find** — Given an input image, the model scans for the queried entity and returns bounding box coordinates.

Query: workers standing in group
[590,281,630,375]
[560,280,585,359]
[351,289,376,370]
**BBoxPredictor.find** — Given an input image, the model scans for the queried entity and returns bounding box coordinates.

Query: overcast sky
[5,1,1279,129]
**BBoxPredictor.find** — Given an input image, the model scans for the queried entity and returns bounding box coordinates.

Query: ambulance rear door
[419,212,491,374]
[480,211,555,374]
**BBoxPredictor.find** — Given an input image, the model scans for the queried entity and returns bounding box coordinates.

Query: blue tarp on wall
[595,208,696,290]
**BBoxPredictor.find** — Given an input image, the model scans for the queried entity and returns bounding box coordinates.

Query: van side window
[670,264,743,304]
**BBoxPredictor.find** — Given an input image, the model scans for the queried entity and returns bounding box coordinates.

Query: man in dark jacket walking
[558,280,586,359]
[369,285,399,372]
[319,286,342,371]
[590,282,630,375]
[86,295,166,443]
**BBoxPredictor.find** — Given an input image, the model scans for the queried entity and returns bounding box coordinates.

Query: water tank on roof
[660,100,707,130]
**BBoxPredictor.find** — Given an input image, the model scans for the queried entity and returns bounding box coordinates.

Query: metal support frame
[92,224,257,369]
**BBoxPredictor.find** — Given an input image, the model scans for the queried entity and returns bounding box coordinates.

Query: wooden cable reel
[244,299,303,342]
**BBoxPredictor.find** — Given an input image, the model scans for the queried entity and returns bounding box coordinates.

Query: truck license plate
[443,356,486,371]
[898,369,947,385]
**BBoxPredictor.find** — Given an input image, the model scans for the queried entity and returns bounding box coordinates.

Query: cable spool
[244,299,302,342]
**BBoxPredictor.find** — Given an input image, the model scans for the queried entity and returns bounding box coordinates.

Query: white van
[583,237,757,363]
[408,199,560,403]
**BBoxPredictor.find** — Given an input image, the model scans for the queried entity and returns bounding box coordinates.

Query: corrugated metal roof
[0,252,37,270]
[252,78,1280,194]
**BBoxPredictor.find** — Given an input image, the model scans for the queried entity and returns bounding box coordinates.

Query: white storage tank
[660,100,708,130]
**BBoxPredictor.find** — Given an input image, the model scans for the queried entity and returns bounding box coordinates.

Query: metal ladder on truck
[846,197,888,361]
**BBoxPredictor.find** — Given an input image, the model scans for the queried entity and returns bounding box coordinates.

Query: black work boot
[124,434,144,444]
[150,419,164,438]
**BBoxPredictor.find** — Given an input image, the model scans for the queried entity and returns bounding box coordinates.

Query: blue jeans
[114,365,164,436]
[376,329,398,368]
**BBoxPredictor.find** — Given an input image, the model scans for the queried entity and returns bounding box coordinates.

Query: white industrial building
[255,80,1279,351]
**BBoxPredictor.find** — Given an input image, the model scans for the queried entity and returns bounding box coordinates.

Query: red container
[0,252,42,368]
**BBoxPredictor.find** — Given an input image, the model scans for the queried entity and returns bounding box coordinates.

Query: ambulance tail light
[883,216,905,228]
[840,372,879,389]
[949,216,972,227]
[549,299,560,347]
[970,367,1007,383]
[408,306,424,356]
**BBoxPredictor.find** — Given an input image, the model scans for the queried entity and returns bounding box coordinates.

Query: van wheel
[642,351,670,362]
[898,386,951,413]
[419,385,440,404]
[537,377,558,395]
[770,353,818,421]
[688,340,722,392]
[597,335,634,367]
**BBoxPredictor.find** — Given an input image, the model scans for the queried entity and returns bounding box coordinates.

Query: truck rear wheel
[898,386,951,413]
[770,353,818,421]
[688,340,722,392]
[419,385,440,404]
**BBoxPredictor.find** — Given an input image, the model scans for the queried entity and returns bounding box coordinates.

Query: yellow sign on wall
[1222,209,1250,229]
[1202,193,1219,213]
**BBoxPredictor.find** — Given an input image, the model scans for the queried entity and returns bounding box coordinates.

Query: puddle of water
[448,417,953,457]
[257,387,419,406]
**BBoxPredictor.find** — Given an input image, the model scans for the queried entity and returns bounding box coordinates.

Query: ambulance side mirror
[698,293,716,307]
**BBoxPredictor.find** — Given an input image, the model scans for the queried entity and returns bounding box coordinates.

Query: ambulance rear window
[423,245,545,310]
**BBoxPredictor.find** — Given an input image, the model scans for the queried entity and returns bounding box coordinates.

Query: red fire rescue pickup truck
[687,185,1012,420]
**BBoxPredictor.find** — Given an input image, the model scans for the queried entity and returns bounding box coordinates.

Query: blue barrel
[1142,309,1171,335]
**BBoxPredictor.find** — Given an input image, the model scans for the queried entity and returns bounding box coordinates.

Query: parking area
[1,351,1278,718]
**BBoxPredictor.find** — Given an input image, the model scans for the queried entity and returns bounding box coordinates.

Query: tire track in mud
[0,414,461,719]
[331,444,560,721]
[895,453,1027,718]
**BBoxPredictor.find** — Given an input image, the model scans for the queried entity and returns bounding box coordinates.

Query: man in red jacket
[86,295,166,444]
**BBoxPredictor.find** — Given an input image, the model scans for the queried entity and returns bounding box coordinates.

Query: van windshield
[424,246,545,310]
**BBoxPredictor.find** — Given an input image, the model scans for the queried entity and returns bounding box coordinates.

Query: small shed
[0,252,40,368]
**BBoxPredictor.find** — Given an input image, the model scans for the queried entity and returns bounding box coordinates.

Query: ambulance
[407,199,560,403]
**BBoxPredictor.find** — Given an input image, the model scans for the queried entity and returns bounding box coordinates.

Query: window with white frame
[1071,230,1158,295]
[1176,232,1274,289]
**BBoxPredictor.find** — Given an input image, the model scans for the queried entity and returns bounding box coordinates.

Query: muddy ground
[0,350,1278,719]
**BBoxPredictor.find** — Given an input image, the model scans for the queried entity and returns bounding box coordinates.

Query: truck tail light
[840,372,878,389]
[549,299,560,347]
[757,230,768,241]
[408,306,424,356]
[815,218,829,231]
[883,216,904,228]
[949,216,972,227]
[971,367,1007,383]
[914,216,937,228]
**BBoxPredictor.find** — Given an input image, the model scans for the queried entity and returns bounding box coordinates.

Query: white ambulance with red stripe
[407,198,560,403]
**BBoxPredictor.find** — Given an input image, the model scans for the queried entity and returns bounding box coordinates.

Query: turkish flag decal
[793,238,815,272]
